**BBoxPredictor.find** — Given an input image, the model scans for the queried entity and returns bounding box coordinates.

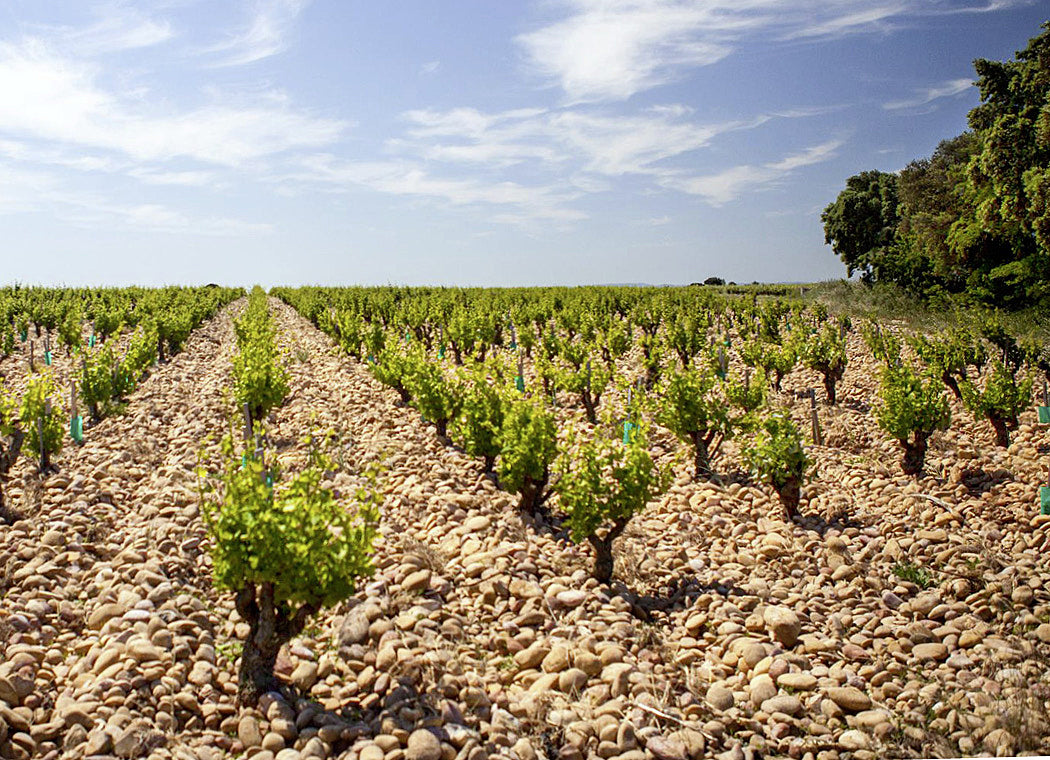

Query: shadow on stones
[611,575,744,623]
[959,466,1013,497]
[791,509,863,537]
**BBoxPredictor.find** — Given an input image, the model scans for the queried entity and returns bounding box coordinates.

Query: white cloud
[420,60,440,75]
[287,154,586,223]
[883,77,972,110]
[397,105,764,176]
[0,39,344,166]
[662,139,842,204]
[0,159,269,235]
[517,0,1022,102]
[517,0,745,102]
[204,0,308,67]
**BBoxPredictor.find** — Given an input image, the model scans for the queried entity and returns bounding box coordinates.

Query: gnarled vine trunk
[1,429,25,524]
[587,519,628,584]
[774,476,801,519]
[989,415,1011,448]
[822,365,844,405]
[235,582,317,707]
[517,470,549,515]
[900,432,929,476]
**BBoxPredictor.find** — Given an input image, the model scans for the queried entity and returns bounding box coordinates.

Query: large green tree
[822,22,1050,308]
[821,170,900,281]
[956,22,1050,305]
[896,133,980,290]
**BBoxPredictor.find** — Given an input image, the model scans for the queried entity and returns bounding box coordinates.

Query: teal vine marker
[622,421,638,444]
[1041,486,1050,515]
[44,351,52,366]
[438,345,445,360]
[20,329,27,342]
[515,375,525,392]
[70,415,83,443]
[88,334,96,348]
[1039,406,1050,424]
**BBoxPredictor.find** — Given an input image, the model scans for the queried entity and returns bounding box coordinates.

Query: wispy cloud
[26,4,175,56]
[420,60,440,75]
[204,0,308,67]
[883,77,972,110]
[0,39,344,166]
[661,139,842,205]
[287,154,587,224]
[396,104,777,177]
[518,0,1024,102]
[0,159,269,235]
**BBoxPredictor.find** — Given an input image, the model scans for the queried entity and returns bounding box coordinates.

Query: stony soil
[1,299,1049,760]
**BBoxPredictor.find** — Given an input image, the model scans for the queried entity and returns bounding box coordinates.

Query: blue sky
[0,1,1045,287]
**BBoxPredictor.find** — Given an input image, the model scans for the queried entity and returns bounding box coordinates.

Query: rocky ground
[1,298,1049,760]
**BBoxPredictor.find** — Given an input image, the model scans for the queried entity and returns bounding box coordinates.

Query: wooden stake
[809,388,822,446]
[29,340,35,372]
[243,403,253,441]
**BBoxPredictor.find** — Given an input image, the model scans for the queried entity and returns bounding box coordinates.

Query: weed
[892,562,934,589]
[216,639,244,664]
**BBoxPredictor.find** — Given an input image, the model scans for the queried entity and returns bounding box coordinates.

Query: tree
[875,364,951,476]
[821,170,900,281]
[802,325,848,405]
[450,366,506,473]
[0,390,24,523]
[657,364,733,477]
[962,23,1050,305]
[498,397,557,514]
[743,412,810,517]
[960,360,1032,447]
[19,372,62,471]
[200,435,379,706]
[896,133,980,291]
[555,429,669,584]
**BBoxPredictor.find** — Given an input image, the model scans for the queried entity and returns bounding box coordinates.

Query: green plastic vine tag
[515,375,525,392]
[44,351,52,366]
[622,421,638,444]
[20,329,27,342]
[1041,486,1050,515]
[70,415,83,443]
[88,335,96,348]
[1038,406,1050,424]
[510,340,517,350]
[438,346,445,360]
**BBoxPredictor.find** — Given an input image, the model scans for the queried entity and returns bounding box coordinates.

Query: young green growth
[557,355,610,425]
[908,331,985,398]
[498,396,557,514]
[19,372,62,471]
[408,358,462,439]
[657,364,732,478]
[743,412,811,518]
[741,337,798,392]
[79,346,119,421]
[0,390,24,523]
[232,289,290,427]
[875,363,951,475]
[960,359,1032,447]
[555,428,669,584]
[451,367,506,473]
[370,345,416,404]
[199,435,379,706]
[802,325,848,405]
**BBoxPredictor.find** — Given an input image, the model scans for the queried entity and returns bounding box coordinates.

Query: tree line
[822,22,1050,309]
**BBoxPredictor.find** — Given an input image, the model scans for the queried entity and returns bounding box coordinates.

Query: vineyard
[1,285,1049,760]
